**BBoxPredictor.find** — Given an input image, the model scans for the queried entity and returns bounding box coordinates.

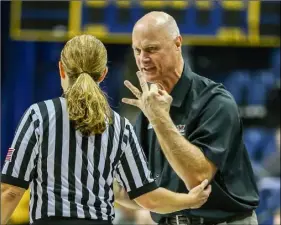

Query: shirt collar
[170,63,193,108]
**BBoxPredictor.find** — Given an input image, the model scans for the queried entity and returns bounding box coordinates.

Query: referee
[1,35,211,225]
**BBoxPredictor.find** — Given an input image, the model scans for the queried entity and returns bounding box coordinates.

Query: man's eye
[147,47,157,52]
[134,49,141,55]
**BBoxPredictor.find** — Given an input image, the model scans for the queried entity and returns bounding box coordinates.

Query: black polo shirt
[134,65,260,223]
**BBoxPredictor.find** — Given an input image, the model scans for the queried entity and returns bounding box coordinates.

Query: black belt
[163,215,204,225]
[162,211,253,225]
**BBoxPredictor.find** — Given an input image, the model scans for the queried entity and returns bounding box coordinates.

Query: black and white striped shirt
[1,97,157,224]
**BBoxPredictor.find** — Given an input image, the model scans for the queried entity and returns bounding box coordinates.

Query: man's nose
[140,52,151,63]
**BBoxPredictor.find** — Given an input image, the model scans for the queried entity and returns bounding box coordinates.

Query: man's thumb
[200,179,209,189]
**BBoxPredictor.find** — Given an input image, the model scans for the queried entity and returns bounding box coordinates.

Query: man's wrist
[174,193,192,209]
[149,114,172,127]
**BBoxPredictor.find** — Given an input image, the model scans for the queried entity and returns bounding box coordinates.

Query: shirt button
[155,174,159,178]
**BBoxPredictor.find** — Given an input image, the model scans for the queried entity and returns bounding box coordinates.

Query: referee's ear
[59,61,66,79]
[97,67,108,83]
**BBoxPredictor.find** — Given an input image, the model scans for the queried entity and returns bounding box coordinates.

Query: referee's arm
[1,105,40,224]
[113,180,142,210]
[114,122,157,209]
[1,183,26,225]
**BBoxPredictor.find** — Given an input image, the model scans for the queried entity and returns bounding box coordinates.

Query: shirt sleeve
[115,121,157,200]
[1,105,40,189]
[189,94,242,171]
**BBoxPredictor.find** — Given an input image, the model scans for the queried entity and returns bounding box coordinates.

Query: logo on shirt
[176,124,186,135]
[5,148,15,162]
[147,123,186,135]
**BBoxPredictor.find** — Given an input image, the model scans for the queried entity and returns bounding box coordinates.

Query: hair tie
[78,71,91,76]
[76,71,101,82]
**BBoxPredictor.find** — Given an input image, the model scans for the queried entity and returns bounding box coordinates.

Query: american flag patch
[5,148,15,162]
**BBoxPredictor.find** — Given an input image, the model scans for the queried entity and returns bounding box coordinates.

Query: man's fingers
[201,185,212,200]
[158,89,166,95]
[156,83,165,90]
[150,84,159,93]
[200,179,209,190]
[122,98,140,107]
[190,179,208,193]
[205,185,212,195]
[124,80,142,99]
[159,89,173,103]
[150,84,160,98]
[136,71,149,93]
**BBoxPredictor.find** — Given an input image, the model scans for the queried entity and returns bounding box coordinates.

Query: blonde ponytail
[65,72,112,136]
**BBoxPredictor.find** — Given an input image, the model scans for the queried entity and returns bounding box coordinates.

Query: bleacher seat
[246,70,276,105]
[244,127,279,225]
[222,71,251,105]
[271,49,280,85]
[271,48,280,71]
[256,177,280,225]
[243,128,277,168]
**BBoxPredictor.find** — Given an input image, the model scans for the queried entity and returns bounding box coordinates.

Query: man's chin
[142,70,157,77]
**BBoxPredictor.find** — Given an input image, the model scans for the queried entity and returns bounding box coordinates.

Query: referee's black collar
[170,63,193,108]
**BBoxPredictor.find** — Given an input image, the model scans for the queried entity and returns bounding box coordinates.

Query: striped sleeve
[1,105,40,189]
[115,121,157,200]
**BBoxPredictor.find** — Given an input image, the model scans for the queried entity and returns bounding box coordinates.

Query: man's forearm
[151,115,213,189]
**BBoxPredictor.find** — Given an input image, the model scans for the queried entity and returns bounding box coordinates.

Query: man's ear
[98,67,108,83]
[59,61,66,79]
[175,35,182,50]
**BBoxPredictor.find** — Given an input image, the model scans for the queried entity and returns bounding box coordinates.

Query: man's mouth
[143,67,155,72]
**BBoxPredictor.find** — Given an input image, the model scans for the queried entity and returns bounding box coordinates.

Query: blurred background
[1,1,280,225]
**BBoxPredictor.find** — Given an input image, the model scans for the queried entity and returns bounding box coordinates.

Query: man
[120,11,260,225]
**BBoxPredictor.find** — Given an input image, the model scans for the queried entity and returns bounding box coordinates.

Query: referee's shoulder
[111,110,134,132]
[36,96,63,105]
[29,97,65,116]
